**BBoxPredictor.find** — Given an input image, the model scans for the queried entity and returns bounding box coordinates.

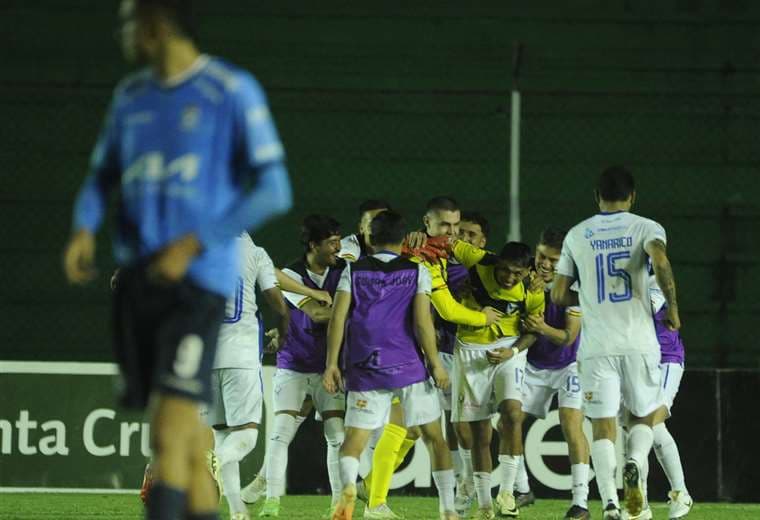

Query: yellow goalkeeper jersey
[452,240,545,345]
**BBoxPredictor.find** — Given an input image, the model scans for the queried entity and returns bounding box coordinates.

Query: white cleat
[469,507,495,520]
[363,503,403,519]
[231,513,251,520]
[494,490,519,517]
[603,502,622,520]
[454,479,474,516]
[622,507,652,520]
[622,459,644,518]
[668,490,694,519]
[241,473,267,505]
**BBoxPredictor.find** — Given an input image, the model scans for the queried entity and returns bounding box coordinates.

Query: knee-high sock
[265,415,298,498]
[514,455,530,493]
[653,423,687,493]
[432,469,456,513]
[627,424,654,469]
[459,448,474,483]
[339,456,360,491]
[473,472,492,509]
[216,429,258,514]
[591,439,619,508]
[498,454,521,496]
[367,423,407,508]
[324,417,345,505]
[571,463,590,509]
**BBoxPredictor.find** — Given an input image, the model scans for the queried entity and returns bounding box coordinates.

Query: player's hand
[63,229,97,284]
[110,268,121,291]
[521,313,546,335]
[405,232,428,250]
[322,365,343,394]
[528,271,545,293]
[147,234,201,285]
[664,305,681,331]
[310,289,333,307]
[265,328,281,352]
[482,306,504,326]
[486,347,514,365]
[430,362,450,391]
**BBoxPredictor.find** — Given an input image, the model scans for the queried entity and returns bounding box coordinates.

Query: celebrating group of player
[62,3,693,520]
[196,169,694,520]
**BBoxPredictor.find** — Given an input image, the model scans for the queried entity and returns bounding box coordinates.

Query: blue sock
[146,482,186,520]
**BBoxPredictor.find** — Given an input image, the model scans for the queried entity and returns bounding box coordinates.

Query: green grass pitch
[1,493,759,519]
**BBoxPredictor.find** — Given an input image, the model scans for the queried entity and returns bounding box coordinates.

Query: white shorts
[451,337,525,423]
[273,368,346,415]
[578,353,662,419]
[521,361,583,419]
[345,380,442,431]
[660,362,684,412]
[438,352,454,412]
[203,368,263,428]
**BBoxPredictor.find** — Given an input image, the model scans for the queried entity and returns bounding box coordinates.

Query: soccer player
[359,199,501,518]
[446,239,543,519]
[203,233,289,520]
[648,275,693,519]
[63,1,292,519]
[258,215,347,518]
[551,166,680,520]
[519,227,590,520]
[339,199,393,261]
[323,210,458,520]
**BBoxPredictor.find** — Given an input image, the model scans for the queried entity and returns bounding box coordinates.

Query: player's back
[106,57,283,296]
[562,211,665,359]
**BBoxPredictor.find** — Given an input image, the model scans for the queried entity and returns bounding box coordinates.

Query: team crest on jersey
[355,399,368,409]
[506,302,522,315]
[584,228,594,239]
[584,392,593,402]
[181,105,200,131]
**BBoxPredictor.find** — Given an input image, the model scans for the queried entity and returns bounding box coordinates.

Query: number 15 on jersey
[595,251,632,303]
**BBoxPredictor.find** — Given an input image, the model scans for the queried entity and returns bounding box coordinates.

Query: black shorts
[112,266,226,409]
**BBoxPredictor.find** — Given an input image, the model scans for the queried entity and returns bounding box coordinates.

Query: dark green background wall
[1,1,757,366]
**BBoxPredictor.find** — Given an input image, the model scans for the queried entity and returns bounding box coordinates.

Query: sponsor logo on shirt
[181,105,200,131]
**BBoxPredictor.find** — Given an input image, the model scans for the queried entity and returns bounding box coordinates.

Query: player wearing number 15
[551,166,680,520]
[62,2,292,520]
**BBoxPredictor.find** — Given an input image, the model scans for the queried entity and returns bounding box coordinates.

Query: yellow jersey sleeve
[452,240,489,269]
[430,285,487,327]
[525,287,546,316]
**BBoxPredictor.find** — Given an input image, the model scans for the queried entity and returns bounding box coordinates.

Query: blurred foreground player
[63,1,292,518]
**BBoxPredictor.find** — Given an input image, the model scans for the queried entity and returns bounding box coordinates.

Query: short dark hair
[461,211,490,237]
[136,0,197,40]
[358,199,392,216]
[300,214,341,251]
[498,242,533,268]
[370,211,407,247]
[597,165,635,202]
[537,226,567,250]
[425,196,459,214]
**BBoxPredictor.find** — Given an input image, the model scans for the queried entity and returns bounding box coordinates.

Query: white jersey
[213,233,278,369]
[556,211,666,360]
[649,275,667,314]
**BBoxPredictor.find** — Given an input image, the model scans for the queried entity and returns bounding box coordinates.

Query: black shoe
[514,490,535,508]
[623,459,644,517]
[564,504,590,520]
[603,501,621,520]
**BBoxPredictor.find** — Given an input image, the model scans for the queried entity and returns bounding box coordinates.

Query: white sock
[459,448,473,482]
[216,429,258,466]
[451,450,463,481]
[213,429,230,450]
[627,424,654,469]
[571,463,590,509]
[339,456,360,490]
[266,414,298,498]
[498,454,520,495]
[591,439,618,508]
[432,469,456,513]
[221,461,246,514]
[641,451,649,504]
[515,456,530,493]
[257,415,305,477]
[324,417,345,505]
[473,471,492,509]
[653,423,687,493]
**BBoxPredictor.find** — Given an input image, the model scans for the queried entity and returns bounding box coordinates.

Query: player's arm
[262,287,290,351]
[323,289,351,393]
[451,240,491,269]
[413,292,449,390]
[424,261,502,326]
[196,76,293,251]
[645,239,680,330]
[64,98,121,284]
[551,275,579,307]
[275,268,332,306]
[301,300,333,323]
[523,309,581,347]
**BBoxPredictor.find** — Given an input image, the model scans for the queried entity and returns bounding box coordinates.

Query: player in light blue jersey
[63,2,292,519]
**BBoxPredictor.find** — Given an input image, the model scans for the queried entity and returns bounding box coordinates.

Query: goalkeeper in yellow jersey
[447,239,544,519]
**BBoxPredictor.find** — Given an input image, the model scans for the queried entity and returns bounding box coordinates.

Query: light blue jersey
[72,55,292,296]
